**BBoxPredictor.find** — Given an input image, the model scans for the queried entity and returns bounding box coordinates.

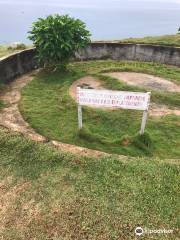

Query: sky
[0,0,180,8]
[0,0,180,43]
[1,0,180,11]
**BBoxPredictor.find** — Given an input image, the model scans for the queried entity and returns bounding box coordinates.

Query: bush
[7,43,26,51]
[28,14,91,71]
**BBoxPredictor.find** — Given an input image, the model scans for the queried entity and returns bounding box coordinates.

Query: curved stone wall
[0,48,37,84]
[77,43,180,65]
[1,43,180,84]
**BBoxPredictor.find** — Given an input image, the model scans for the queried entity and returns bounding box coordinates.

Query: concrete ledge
[76,43,180,65]
[0,48,37,84]
[1,43,180,84]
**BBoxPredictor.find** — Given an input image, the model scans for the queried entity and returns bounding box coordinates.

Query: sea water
[0,0,180,44]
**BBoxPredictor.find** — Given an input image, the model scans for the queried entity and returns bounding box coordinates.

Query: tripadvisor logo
[135,227,144,236]
[135,226,173,236]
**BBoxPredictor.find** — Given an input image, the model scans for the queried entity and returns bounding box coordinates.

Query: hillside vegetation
[0,44,28,58]
[1,35,180,59]
[0,127,179,240]
[119,34,180,47]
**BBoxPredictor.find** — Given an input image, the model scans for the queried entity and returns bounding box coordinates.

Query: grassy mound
[119,34,180,47]
[20,61,180,158]
[0,127,179,239]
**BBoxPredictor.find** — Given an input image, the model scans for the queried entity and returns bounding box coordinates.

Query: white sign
[77,87,151,135]
[77,88,150,111]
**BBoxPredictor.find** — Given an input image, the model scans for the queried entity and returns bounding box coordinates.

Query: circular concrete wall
[0,43,180,84]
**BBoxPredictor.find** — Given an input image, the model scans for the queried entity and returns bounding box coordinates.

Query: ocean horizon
[0,0,180,44]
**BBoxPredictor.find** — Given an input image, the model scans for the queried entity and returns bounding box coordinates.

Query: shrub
[28,14,91,71]
[7,43,26,51]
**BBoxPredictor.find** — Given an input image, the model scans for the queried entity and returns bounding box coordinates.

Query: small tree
[28,14,91,71]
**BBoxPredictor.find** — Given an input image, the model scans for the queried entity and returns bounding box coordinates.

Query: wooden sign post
[77,87,151,134]
[77,87,83,129]
[78,105,82,129]
[140,92,151,135]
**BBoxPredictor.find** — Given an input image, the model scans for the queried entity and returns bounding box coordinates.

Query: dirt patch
[0,178,33,236]
[69,76,105,101]
[0,178,31,225]
[0,176,13,193]
[149,103,180,117]
[103,72,180,92]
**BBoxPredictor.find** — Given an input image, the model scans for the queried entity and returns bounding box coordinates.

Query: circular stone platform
[103,72,180,92]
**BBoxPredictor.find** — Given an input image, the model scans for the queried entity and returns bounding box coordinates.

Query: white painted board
[77,88,150,111]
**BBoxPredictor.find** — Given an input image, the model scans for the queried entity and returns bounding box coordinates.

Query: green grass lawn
[0,83,5,109]
[0,127,179,240]
[0,100,4,110]
[20,61,180,158]
[119,34,180,47]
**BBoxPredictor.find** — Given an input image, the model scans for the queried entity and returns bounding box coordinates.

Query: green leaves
[28,14,91,71]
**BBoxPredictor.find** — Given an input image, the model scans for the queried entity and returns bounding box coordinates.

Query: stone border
[1,43,180,84]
